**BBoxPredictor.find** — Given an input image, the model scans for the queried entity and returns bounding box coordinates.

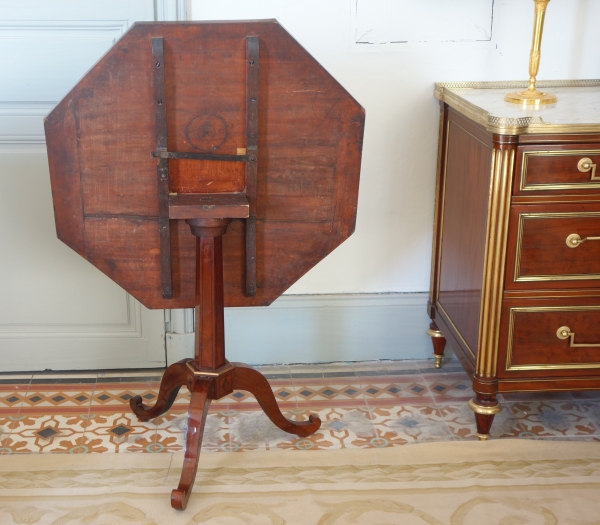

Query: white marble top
[435,80,600,135]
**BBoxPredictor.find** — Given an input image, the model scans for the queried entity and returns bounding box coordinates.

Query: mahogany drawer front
[515,144,600,195]
[501,304,600,377]
[507,204,600,289]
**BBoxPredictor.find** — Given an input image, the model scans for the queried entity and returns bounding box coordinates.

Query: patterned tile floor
[1,358,599,454]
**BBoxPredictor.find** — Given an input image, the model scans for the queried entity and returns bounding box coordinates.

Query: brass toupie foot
[426,325,446,369]
[468,398,501,441]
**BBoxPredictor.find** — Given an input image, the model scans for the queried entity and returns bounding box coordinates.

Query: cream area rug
[1,440,600,524]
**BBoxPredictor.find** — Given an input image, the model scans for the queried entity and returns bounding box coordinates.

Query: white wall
[4,1,598,369]
[190,0,600,296]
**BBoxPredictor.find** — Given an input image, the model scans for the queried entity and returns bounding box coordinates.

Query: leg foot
[232,363,321,437]
[427,321,446,369]
[130,360,190,421]
[468,395,501,440]
[171,376,212,511]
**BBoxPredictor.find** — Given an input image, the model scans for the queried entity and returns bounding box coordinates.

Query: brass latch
[577,157,599,180]
[566,233,600,248]
[556,326,600,348]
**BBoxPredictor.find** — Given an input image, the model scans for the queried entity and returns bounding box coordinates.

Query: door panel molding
[0,0,166,371]
[0,292,141,338]
[0,19,129,35]
[0,103,54,144]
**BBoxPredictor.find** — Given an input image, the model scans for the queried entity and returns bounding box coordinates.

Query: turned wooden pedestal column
[130,218,321,510]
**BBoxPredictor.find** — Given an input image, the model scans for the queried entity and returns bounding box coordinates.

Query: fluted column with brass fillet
[130,218,321,510]
[470,135,518,439]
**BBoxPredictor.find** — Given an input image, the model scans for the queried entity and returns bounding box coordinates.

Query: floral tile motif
[80,412,159,453]
[51,436,109,454]
[313,406,378,449]
[227,406,377,451]
[0,418,11,449]
[509,400,600,438]
[18,412,99,431]
[0,436,34,455]
[369,405,453,444]
[424,403,524,440]
[0,412,34,435]
[125,434,183,454]
[3,414,87,453]
[275,432,337,451]
[1,360,598,454]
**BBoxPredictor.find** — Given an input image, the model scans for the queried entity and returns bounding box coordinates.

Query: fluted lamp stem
[505,0,557,105]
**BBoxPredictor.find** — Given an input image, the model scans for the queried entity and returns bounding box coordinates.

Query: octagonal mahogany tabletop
[45,20,365,309]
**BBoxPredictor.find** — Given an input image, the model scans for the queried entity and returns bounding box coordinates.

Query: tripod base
[130,358,321,510]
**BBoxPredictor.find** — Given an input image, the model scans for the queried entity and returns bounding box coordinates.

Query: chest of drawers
[428,81,600,439]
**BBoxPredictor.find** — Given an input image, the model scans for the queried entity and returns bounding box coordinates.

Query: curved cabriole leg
[232,363,321,437]
[468,393,501,440]
[130,359,191,421]
[171,376,212,510]
[426,321,446,368]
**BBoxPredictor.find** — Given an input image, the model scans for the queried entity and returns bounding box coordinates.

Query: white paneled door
[0,1,184,371]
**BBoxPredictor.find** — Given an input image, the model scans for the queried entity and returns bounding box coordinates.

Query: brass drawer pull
[566,233,600,248]
[577,157,599,180]
[556,326,600,347]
